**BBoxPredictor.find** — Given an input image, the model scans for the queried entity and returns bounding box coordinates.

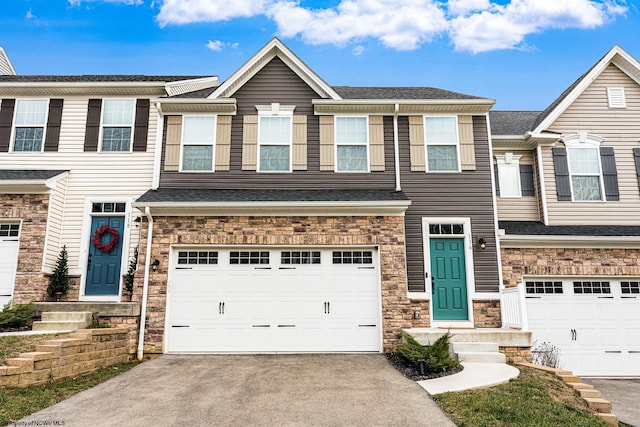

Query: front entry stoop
[451,342,507,364]
[32,312,93,332]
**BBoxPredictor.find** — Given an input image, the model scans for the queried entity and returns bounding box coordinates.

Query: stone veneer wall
[473,300,502,327]
[501,247,640,287]
[137,215,424,353]
[2,194,50,304]
[500,346,532,364]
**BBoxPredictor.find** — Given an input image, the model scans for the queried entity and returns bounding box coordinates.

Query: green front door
[430,238,469,321]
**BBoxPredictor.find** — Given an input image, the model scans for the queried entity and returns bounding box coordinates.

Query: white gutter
[312,98,495,106]
[152,102,163,190]
[393,103,401,192]
[485,112,504,294]
[137,207,154,361]
[536,145,550,225]
[499,234,640,249]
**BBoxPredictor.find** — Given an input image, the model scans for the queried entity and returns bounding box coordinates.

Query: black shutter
[552,147,572,201]
[84,99,102,152]
[634,148,640,192]
[44,99,64,152]
[520,164,535,196]
[493,164,500,196]
[600,146,619,201]
[0,99,15,152]
[132,99,150,152]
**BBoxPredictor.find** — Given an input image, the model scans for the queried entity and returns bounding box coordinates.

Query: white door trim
[0,221,22,306]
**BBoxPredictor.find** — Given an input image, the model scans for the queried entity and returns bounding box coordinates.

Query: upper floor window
[181,115,216,172]
[101,99,135,152]
[258,116,291,172]
[494,153,535,198]
[13,99,48,152]
[335,116,368,172]
[424,116,459,172]
[568,146,602,201]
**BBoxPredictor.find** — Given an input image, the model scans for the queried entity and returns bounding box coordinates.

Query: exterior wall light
[478,238,487,250]
[151,259,160,272]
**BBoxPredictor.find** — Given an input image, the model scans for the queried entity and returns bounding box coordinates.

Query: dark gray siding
[399,115,500,293]
[159,57,396,189]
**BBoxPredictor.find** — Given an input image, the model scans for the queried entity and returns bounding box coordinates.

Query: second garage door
[166,247,381,353]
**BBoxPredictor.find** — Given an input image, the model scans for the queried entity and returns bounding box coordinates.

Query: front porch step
[455,351,507,364]
[32,321,88,332]
[32,311,93,332]
[404,328,531,348]
[452,342,499,353]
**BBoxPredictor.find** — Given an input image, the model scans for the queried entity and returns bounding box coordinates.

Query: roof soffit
[210,38,341,101]
[313,100,494,115]
[0,85,170,97]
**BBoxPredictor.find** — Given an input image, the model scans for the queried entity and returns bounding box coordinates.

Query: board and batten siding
[400,115,500,294]
[0,98,158,271]
[159,57,397,189]
[494,150,541,221]
[544,63,640,225]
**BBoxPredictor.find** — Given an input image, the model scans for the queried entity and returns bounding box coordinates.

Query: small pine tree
[48,246,70,298]
[124,247,139,293]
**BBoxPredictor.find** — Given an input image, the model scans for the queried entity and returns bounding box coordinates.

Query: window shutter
[369,115,385,172]
[493,164,500,196]
[292,115,307,171]
[132,99,150,152]
[552,147,572,201]
[520,164,535,196]
[634,148,640,192]
[44,99,64,152]
[319,115,334,171]
[164,115,182,171]
[600,146,619,201]
[0,99,15,152]
[242,115,258,171]
[458,115,475,170]
[408,116,425,172]
[84,99,102,152]
[215,115,232,171]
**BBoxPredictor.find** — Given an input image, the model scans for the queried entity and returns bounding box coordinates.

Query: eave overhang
[154,98,237,114]
[132,200,412,217]
[492,132,560,150]
[313,99,495,115]
[0,82,171,97]
[0,171,68,194]
[499,234,640,249]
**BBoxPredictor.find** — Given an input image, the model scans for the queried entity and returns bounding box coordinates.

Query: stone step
[556,373,580,384]
[451,342,499,353]
[569,382,595,391]
[32,320,87,332]
[584,397,612,413]
[41,311,93,323]
[595,413,619,426]
[455,351,506,363]
[578,389,602,399]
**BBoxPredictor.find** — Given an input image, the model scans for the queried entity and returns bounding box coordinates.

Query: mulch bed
[386,352,464,381]
[0,325,32,333]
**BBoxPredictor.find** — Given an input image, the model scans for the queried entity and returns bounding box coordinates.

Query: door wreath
[92,224,119,253]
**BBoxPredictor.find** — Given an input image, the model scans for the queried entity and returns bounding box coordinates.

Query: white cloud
[352,45,365,56]
[447,0,491,17]
[25,9,36,19]
[206,40,224,51]
[449,0,627,53]
[157,0,267,26]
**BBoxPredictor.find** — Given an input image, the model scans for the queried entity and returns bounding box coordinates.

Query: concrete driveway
[20,354,455,427]
[584,378,640,426]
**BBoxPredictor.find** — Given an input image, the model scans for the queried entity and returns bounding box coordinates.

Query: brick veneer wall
[136,215,418,353]
[501,247,640,287]
[2,194,50,303]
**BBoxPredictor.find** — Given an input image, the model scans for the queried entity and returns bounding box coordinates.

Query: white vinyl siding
[544,64,640,224]
[100,99,135,152]
[335,116,368,172]
[495,151,541,221]
[180,116,216,172]
[43,174,69,268]
[424,116,460,172]
[12,99,48,152]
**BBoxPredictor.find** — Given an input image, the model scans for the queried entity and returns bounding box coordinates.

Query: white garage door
[526,279,640,376]
[166,247,381,353]
[0,224,20,307]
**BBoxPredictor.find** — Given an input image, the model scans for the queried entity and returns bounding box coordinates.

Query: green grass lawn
[433,365,606,427]
[0,334,68,365]
[0,361,140,426]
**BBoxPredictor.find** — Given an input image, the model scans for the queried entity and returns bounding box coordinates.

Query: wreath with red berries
[92,224,119,253]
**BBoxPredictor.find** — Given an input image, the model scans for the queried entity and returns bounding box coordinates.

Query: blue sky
[1,0,638,110]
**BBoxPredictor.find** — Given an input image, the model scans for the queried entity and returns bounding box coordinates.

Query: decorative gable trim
[0,47,16,75]
[164,77,219,97]
[210,38,341,100]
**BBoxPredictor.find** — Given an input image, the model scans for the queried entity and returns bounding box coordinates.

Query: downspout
[393,103,401,192]
[137,206,153,360]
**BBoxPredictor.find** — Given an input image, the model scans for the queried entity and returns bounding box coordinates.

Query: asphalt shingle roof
[332,86,484,100]
[489,111,542,135]
[0,169,67,180]
[500,221,640,236]
[137,188,408,203]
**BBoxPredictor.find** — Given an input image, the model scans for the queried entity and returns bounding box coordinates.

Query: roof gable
[533,45,640,133]
[0,47,16,75]
[210,38,340,100]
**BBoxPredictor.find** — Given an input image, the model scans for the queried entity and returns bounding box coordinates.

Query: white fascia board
[0,171,68,194]
[210,38,341,100]
[532,46,639,133]
[0,47,16,75]
[0,82,168,88]
[133,200,412,217]
[153,98,237,114]
[164,77,219,97]
[500,234,640,249]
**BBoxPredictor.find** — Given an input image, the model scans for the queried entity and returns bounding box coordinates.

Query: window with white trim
[181,115,216,171]
[424,116,459,172]
[101,99,135,152]
[335,116,368,172]
[495,153,523,198]
[258,116,292,172]
[568,145,603,201]
[13,99,48,152]
[607,87,626,108]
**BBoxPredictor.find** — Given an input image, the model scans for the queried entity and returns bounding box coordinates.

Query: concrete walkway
[20,354,455,427]
[419,362,520,395]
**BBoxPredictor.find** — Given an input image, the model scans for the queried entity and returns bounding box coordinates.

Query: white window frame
[179,114,217,173]
[99,98,135,153]
[495,153,523,198]
[423,115,461,173]
[256,103,294,173]
[607,87,626,108]
[563,132,605,203]
[334,115,370,173]
[10,99,48,153]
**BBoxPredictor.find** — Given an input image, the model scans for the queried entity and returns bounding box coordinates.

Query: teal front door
[85,216,124,295]
[430,238,469,321]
